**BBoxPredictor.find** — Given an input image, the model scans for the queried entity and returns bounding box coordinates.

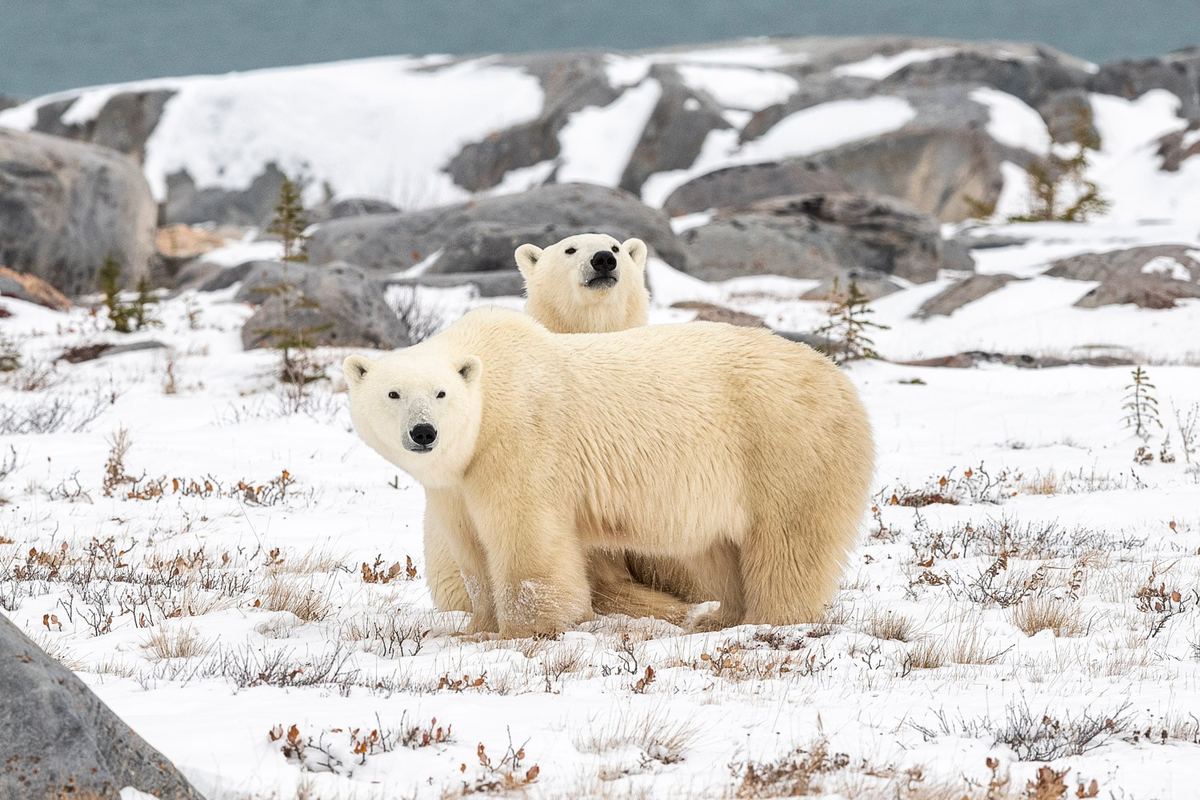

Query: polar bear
[515,233,649,334]
[345,307,874,637]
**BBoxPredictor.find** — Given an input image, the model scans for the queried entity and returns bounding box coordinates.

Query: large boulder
[163,162,287,228]
[309,183,689,272]
[29,89,176,162]
[241,261,411,350]
[662,161,851,217]
[0,612,203,799]
[0,265,73,311]
[678,192,942,283]
[914,273,1024,318]
[0,128,157,297]
[1044,245,1200,309]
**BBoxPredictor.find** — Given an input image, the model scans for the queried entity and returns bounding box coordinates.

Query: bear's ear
[514,243,542,278]
[343,354,372,387]
[456,355,482,385]
[621,238,648,269]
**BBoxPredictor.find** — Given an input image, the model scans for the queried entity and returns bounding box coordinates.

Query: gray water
[2,0,1197,98]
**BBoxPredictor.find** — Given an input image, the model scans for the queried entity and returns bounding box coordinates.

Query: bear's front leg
[477,505,592,638]
[426,487,499,633]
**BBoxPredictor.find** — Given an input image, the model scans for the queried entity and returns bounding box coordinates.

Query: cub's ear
[343,354,373,387]
[456,355,482,385]
[514,243,543,278]
[621,238,648,269]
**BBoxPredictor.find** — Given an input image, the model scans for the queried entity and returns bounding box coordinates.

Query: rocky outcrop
[1044,245,1200,309]
[385,270,526,298]
[0,128,157,297]
[163,162,287,227]
[662,161,851,216]
[914,273,1024,318]
[241,262,410,350]
[670,301,767,328]
[309,183,688,273]
[0,611,203,799]
[31,89,175,162]
[678,192,942,283]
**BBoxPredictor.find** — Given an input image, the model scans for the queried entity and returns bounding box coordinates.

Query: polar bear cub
[345,307,874,638]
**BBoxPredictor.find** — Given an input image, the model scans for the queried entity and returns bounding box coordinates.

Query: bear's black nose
[590,250,617,274]
[410,423,437,447]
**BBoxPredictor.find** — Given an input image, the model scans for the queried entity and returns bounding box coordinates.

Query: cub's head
[343,347,482,488]
[515,233,649,332]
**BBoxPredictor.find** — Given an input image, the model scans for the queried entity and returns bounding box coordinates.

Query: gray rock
[802,272,906,301]
[1038,89,1101,146]
[310,197,399,223]
[163,162,287,227]
[1045,245,1200,309]
[0,128,157,297]
[679,192,942,283]
[914,273,1024,318]
[232,261,303,303]
[1090,53,1200,121]
[446,52,618,192]
[939,239,976,272]
[0,611,204,799]
[881,48,1092,109]
[618,65,731,196]
[1157,121,1200,172]
[669,301,767,328]
[662,161,852,216]
[242,261,410,350]
[0,265,73,310]
[310,183,688,272]
[385,270,526,298]
[949,231,1030,250]
[31,89,175,163]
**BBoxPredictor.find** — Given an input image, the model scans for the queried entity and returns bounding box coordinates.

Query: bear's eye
[436,390,446,399]
[388,391,400,399]
[611,245,619,253]
[564,247,576,255]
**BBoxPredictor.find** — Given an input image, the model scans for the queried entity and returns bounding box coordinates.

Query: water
[1,0,1197,98]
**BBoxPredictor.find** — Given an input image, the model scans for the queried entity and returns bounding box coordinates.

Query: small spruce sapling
[1008,106,1111,223]
[1122,366,1162,442]
[96,254,158,333]
[814,277,889,365]
[253,175,331,390]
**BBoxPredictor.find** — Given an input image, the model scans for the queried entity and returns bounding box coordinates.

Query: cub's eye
[564,247,576,255]
[436,390,446,399]
[611,245,619,253]
[388,391,400,399]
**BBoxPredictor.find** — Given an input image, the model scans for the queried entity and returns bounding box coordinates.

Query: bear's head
[515,233,648,331]
[343,346,483,488]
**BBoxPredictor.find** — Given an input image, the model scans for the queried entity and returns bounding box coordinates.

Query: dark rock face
[446,52,619,193]
[309,183,687,273]
[163,162,287,227]
[241,261,410,350]
[1044,245,1200,309]
[0,612,204,800]
[881,49,1092,109]
[679,192,942,284]
[1089,53,1200,120]
[31,89,175,163]
[662,161,852,216]
[617,65,731,196]
[0,128,157,297]
[914,273,1024,318]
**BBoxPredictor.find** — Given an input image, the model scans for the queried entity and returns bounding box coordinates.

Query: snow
[1140,256,1192,282]
[641,96,916,207]
[832,47,958,79]
[0,55,544,209]
[557,79,662,186]
[674,64,799,111]
[970,87,1052,154]
[196,237,284,267]
[4,215,1200,798]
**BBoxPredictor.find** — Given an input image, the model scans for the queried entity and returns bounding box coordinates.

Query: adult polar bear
[422,233,701,624]
[344,307,874,637]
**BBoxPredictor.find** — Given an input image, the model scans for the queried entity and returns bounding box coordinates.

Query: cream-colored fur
[345,308,874,638]
[427,233,694,624]
[516,234,649,334]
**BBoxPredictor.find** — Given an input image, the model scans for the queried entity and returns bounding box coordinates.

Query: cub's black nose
[590,250,617,274]
[410,423,437,446]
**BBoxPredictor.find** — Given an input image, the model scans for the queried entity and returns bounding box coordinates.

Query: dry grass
[573,707,699,765]
[865,610,918,642]
[141,625,212,660]
[1010,598,1088,637]
[1015,469,1061,495]
[904,639,946,671]
[259,576,334,622]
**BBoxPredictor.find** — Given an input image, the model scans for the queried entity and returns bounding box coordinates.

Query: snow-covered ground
[3,219,1199,800]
